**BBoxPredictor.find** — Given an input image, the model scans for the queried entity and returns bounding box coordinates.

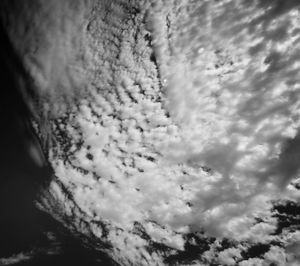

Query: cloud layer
[3,0,300,265]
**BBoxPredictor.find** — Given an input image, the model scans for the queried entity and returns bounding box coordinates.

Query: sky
[1,0,300,265]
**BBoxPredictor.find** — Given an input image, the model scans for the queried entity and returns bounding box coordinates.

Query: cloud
[158,0,300,237]
[217,247,242,266]
[6,0,300,264]
[0,252,33,265]
[35,0,300,251]
[263,246,287,266]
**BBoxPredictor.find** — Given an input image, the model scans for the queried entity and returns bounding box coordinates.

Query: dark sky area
[0,23,43,257]
[0,25,112,266]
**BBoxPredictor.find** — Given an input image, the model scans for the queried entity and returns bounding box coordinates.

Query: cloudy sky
[1,0,300,265]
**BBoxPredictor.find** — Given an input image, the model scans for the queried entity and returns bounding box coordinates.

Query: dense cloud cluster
[1,0,300,265]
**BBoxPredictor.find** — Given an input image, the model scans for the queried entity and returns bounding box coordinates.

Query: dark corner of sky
[0,19,105,265]
[0,21,52,258]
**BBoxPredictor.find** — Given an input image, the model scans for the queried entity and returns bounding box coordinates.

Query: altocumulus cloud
[2,0,300,265]
[160,0,300,237]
